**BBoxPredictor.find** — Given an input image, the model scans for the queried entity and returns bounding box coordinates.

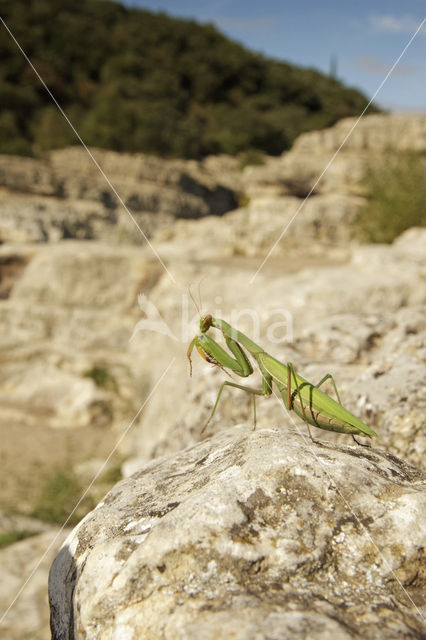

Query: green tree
[0,0,379,158]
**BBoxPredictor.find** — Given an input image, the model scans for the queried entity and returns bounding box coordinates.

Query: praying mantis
[187,314,377,442]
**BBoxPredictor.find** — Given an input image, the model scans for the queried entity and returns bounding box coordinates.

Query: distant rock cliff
[0,148,238,243]
[0,114,424,247]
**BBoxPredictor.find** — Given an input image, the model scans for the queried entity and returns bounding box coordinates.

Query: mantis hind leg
[314,372,342,405]
[201,380,265,434]
[286,363,315,442]
[286,363,341,443]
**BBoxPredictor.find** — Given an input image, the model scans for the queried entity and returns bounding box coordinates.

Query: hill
[0,0,379,158]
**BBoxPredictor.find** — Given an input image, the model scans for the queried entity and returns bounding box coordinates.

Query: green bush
[83,365,117,392]
[0,530,37,548]
[355,152,426,243]
[0,0,378,158]
[238,149,266,169]
[28,458,124,525]
[31,469,95,525]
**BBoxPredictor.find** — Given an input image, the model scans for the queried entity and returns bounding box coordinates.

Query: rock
[152,191,365,261]
[152,113,426,260]
[0,242,163,431]
[293,113,426,154]
[49,426,426,639]
[9,240,162,309]
[1,114,425,246]
[0,244,32,298]
[0,510,53,536]
[0,148,238,243]
[268,112,426,197]
[0,188,116,243]
[0,528,70,640]
[238,113,426,250]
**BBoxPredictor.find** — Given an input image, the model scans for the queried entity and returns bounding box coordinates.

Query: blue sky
[123,1,426,111]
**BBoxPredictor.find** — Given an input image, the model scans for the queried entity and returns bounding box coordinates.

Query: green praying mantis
[187,314,377,442]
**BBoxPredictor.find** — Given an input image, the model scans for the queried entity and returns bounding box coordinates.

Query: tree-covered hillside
[0,0,379,158]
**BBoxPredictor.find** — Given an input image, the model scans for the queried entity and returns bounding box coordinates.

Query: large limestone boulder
[49,426,425,639]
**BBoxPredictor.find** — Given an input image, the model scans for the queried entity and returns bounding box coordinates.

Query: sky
[123,0,426,112]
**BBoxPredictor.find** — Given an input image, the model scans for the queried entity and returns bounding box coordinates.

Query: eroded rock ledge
[49,426,425,639]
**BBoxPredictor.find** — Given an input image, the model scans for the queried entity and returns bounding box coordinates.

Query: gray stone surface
[49,427,426,639]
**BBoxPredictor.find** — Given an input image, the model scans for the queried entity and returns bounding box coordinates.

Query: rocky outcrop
[0,148,239,243]
[1,114,425,246]
[2,229,424,638]
[245,113,426,197]
[49,427,426,639]
[0,241,163,432]
[152,113,426,258]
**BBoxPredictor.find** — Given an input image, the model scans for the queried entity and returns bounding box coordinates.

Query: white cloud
[356,55,422,77]
[370,14,426,35]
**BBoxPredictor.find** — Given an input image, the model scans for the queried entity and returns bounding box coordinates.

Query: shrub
[0,0,378,158]
[0,530,37,548]
[31,469,95,525]
[238,149,265,169]
[355,151,426,243]
[83,365,117,392]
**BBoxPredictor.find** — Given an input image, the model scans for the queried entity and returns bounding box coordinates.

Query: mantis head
[187,315,214,377]
[200,314,213,333]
